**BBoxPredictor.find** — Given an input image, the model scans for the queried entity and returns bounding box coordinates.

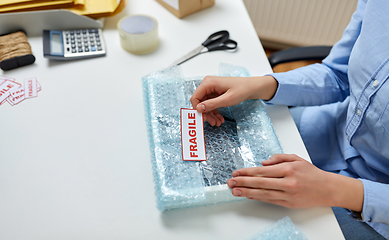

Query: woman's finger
[232,164,286,178]
[262,154,302,166]
[228,176,284,191]
[190,76,226,112]
[231,187,285,201]
[204,111,223,126]
[213,109,225,126]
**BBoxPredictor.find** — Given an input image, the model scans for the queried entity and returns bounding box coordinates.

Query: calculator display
[51,32,63,55]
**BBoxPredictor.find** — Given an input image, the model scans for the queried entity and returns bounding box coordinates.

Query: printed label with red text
[180,108,207,161]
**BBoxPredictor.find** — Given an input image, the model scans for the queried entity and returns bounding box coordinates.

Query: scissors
[169,30,238,67]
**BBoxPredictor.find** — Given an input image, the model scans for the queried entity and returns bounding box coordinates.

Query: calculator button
[97,46,102,51]
[90,42,95,47]
[85,48,89,52]
[91,46,96,51]
[72,49,76,53]
[78,48,83,53]
[76,30,81,34]
[71,44,76,48]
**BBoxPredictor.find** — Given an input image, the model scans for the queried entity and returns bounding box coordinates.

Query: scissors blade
[168,45,205,67]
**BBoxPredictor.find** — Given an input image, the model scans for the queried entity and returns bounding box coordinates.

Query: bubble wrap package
[247,217,308,240]
[142,63,283,211]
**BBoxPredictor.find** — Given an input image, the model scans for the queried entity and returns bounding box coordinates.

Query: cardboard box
[156,0,215,19]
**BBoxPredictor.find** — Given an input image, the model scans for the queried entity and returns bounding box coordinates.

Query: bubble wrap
[247,217,308,240]
[142,63,283,211]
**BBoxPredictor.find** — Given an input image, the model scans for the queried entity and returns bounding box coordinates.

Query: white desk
[0,1,344,239]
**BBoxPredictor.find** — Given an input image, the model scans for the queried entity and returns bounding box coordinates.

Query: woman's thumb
[196,95,226,113]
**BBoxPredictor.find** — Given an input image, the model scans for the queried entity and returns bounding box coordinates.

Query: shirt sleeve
[360,179,389,224]
[266,0,366,107]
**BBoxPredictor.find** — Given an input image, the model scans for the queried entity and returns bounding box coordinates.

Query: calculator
[43,29,106,60]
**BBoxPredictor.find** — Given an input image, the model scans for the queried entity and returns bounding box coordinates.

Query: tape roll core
[118,15,159,54]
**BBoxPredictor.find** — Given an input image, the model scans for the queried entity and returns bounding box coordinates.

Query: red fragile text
[188,112,198,157]
[0,84,13,97]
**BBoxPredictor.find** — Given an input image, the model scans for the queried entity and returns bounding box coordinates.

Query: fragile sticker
[180,108,207,161]
[0,79,21,103]
[7,87,25,106]
[24,77,38,99]
[0,75,42,108]
[0,76,15,85]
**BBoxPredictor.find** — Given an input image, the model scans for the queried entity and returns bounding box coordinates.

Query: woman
[190,0,389,239]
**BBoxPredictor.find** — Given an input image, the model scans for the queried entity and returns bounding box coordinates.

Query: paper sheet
[0,0,119,17]
[0,0,75,13]
[66,0,121,17]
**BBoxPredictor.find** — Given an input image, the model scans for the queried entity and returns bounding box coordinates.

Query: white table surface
[0,0,344,239]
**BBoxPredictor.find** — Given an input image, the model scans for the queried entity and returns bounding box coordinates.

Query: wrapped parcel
[142,64,282,211]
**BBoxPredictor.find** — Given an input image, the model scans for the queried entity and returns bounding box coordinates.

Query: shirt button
[373,80,378,87]
[357,109,361,116]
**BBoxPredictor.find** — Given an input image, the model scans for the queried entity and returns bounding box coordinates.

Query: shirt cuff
[264,72,302,106]
[359,178,389,224]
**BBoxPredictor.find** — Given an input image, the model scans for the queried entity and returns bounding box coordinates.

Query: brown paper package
[156,0,215,19]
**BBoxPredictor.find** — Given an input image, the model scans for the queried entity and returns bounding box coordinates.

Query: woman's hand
[190,75,278,126]
[227,154,364,211]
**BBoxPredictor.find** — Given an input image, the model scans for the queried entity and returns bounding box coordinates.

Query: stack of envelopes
[0,0,123,18]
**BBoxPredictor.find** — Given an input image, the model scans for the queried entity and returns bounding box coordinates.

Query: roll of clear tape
[118,15,159,54]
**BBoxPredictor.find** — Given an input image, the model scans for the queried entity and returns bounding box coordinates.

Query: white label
[24,77,38,99]
[180,108,207,161]
[0,79,21,103]
[162,0,179,10]
[7,87,25,106]
[0,76,15,85]
[0,76,41,108]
